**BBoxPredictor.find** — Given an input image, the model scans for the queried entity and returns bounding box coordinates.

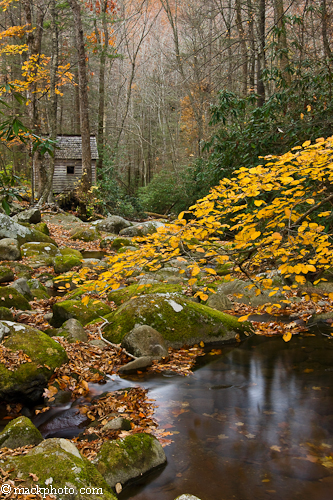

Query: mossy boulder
[56,318,88,342]
[0,321,68,402]
[70,228,101,242]
[27,279,50,300]
[93,433,166,488]
[0,306,14,320]
[51,299,113,327]
[53,255,82,274]
[110,237,135,250]
[119,221,164,238]
[92,215,132,234]
[0,416,43,449]
[0,287,31,310]
[103,293,253,347]
[0,238,21,261]
[10,262,34,279]
[0,213,56,246]
[34,222,50,235]
[0,265,14,283]
[108,283,183,306]
[1,438,117,500]
[20,242,60,259]
[60,247,83,259]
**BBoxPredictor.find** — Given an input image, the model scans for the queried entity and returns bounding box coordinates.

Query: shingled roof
[54,136,99,160]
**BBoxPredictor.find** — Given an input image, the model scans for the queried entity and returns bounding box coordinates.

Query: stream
[29,330,333,500]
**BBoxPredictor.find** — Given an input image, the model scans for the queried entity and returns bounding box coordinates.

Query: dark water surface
[36,333,333,500]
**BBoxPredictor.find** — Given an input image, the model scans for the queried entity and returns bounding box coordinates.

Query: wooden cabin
[38,135,99,194]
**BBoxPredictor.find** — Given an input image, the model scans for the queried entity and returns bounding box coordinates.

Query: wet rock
[92,216,132,234]
[0,265,14,283]
[57,318,88,343]
[13,208,41,224]
[119,220,164,237]
[175,496,202,500]
[0,321,68,403]
[0,416,43,449]
[70,227,101,242]
[93,433,166,488]
[103,293,253,347]
[118,356,153,374]
[0,287,31,310]
[9,278,33,300]
[53,254,82,274]
[51,299,112,327]
[1,438,117,500]
[0,238,21,261]
[122,325,168,359]
[101,417,131,432]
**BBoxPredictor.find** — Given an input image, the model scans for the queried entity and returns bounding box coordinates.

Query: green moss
[3,440,116,500]
[0,416,43,448]
[103,293,253,346]
[51,299,113,327]
[71,228,101,242]
[34,222,50,235]
[0,307,14,320]
[20,242,60,258]
[107,283,183,306]
[110,237,135,250]
[0,322,68,401]
[10,262,34,279]
[60,247,83,259]
[17,228,57,246]
[0,265,14,283]
[0,288,31,310]
[53,255,82,274]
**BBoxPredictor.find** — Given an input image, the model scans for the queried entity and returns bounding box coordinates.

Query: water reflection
[118,334,333,500]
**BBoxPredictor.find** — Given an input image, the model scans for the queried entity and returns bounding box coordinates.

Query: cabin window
[67,166,75,175]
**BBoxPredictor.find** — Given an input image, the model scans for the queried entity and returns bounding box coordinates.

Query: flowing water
[31,332,333,500]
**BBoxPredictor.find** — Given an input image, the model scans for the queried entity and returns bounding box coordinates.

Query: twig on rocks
[98,317,137,359]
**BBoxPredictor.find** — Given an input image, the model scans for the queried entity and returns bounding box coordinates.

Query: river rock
[175,496,202,500]
[0,238,21,261]
[51,299,112,327]
[0,265,14,283]
[0,321,68,402]
[122,325,168,359]
[70,227,101,242]
[119,220,164,237]
[27,279,50,300]
[118,356,153,374]
[1,438,117,500]
[0,213,56,245]
[9,278,33,300]
[206,293,233,311]
[20,242,60,259]
[101,417,131,432]
[0,416,43,449]
[0,287,31,310]
[12,207,41,224]
[92,216,132,234]
[56,318,88,342]
[53,254,82,274]
[93,433,166,488]
[103,293,253,347]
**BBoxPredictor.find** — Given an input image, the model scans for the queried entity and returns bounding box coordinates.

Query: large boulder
[51,299,113,327]
[206,292,233,311]
[20,242,60,259]
[1,438,117,500]
[0,213,56,245]
[108,283,183,306]
[70,227,101,242]
[0,321,68,402]
[0,238,21,261]
[92,216,132,234]
[12,207,41,224]
[119,220,164,238]
[0,416,43,449]
[56,318,88,342]
[0,287,31,310]
[103,293,253,347]
[122,325,168,359]
[93,433,166,488]
[53,254,82,274]
[0,265,14,283]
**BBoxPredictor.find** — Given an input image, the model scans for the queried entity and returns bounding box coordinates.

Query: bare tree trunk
[257,0,266,106]
[235,0,248,95]
[247,0,256,91]
[274,0,290,84]
[321,0,332,59]
[68,0,92,190]
[39,0,58,204]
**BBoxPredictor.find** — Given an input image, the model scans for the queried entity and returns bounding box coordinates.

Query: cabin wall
[52,160,97,193]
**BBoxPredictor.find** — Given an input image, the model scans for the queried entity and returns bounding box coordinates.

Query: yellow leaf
[238,315,250,322]
[65,283,71,288]
[295,275,306,284]
[318,211,331,217]
[178,211,185,220]
[197,292,209,301]
[208,288,216,293]
[205,268,217,275]
[302,140,311,147]
[81,296,89,306]
[188,278,197,286]
[200,341,205,347]
[306,199,315,204]
[329,293,333,300]
[307,105,311,112]
[191,266,201,276]
[300,113,304,120]
[283,331,292,342]
[254,200,264,206]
